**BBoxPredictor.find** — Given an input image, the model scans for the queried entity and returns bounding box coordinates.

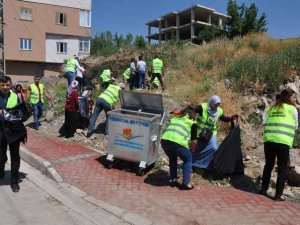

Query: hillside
[40,33,300,203]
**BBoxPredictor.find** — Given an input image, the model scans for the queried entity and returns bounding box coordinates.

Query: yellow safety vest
[29,83,44,104]
[161,115,196,148]
[66,58,77,73]
[152,58,163,74]
[99,69,111,83]
[264,103,296,147]
[99,84,121,108]
[196,103,223,137]
[6,92,18,109]
[123,68,131,79]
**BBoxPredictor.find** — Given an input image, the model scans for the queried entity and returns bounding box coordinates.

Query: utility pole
[0,0,4,76]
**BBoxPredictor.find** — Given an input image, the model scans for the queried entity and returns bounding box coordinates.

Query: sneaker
[274,195,287,201]
[169,180,180,188]
[83,130,92,138]
[10,183,20,193]
[179,183,194,190]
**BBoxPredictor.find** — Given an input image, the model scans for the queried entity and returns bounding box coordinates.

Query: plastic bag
[213,123,244,176]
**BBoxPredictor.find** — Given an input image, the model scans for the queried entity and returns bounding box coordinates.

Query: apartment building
[146,5,229,44]
[3,0,91,79]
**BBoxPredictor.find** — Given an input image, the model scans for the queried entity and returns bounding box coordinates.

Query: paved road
[0,159,129,225]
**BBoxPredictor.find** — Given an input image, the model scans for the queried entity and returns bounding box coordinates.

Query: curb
[19,146,155,225]
[20,146,63,183]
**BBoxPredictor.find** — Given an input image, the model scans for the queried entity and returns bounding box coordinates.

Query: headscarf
[207,95,221,122]
[67,80,78,98]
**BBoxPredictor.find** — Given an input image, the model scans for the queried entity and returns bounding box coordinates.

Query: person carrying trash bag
[259,88,298,201]
[192,95,238,172]
[212,117,244,177]
[161,105,197,190]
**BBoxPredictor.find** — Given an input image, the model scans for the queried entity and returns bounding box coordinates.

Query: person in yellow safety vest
[98,69,114,89]
[260,88,298,201]
[161,105,197,190]
[65,56,83,86]
[150,53,165,91]
[0,76,27,192]
[122,68,131,87]
[85,82,126,137]
[192,95,238,171]
[27,75,53,130]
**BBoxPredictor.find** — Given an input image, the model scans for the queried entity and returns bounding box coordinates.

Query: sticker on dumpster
[109,116,150,151]
[114,128,144,150]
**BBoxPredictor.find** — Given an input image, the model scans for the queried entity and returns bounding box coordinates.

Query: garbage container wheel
[107,161,113,169]
[137,168,145,176]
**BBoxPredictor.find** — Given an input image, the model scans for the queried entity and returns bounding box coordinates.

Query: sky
[91,0,300,39]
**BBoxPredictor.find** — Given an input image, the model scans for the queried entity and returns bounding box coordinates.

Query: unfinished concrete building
[146,5,229,44]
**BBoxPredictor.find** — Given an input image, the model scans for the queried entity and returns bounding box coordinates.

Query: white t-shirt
[137,60,146,72]
[130,62,136,73]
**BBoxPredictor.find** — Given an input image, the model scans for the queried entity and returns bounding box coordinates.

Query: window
[56,12,67,25]
[79,39,90,53]
[56,42,67,53]
[19,38,32,50]
[80,10,91,27]
[20,8,32,21]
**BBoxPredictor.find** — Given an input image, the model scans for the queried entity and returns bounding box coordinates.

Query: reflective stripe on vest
[66,58,77,73]
[196,103,223,137]
[99,69,111,82]
[152,77,159,86]
[122,68,131,79]
[152,58,163,74]
[6,92,18,109]
[161,115,195,148]
[263,103,296,147]
[99,84,120,107]
[30,83,44,104]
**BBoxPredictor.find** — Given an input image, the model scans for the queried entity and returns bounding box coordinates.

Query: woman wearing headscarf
[64,80,79,138]
[192,95,238,170]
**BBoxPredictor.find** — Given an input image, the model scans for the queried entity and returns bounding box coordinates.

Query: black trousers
[261,141,289,197]
[129,72,137,90]
[0,134,21,183]
[150,73,164,89]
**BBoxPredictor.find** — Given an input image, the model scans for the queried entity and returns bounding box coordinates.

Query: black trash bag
[212,122,244,177]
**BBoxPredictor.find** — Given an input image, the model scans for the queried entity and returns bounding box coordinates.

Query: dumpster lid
[120,91,164,116]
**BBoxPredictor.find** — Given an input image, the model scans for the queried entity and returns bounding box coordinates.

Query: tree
[198,25,223,43]
[225,0,267,38]
[134,35,146,49]
[125,33,133,46]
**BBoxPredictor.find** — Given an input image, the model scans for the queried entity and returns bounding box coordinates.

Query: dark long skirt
[65,110,78,138]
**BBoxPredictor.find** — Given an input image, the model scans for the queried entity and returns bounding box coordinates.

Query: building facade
[146,5,228,44]
[3,0,91,79]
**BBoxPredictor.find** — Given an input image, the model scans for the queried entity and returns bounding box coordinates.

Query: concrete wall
[23,0,91,10]
[46,34,90,63]
[4,0,91,62]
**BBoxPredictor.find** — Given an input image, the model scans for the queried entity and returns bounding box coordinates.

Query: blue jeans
[192,135,218,169]
[138,70,146,89]
[32,102,44,129]
[66,71,75,86]
[88,98,111,135]
[161,140,192,185]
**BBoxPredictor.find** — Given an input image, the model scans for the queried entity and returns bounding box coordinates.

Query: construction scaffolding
[0,0,4,76]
